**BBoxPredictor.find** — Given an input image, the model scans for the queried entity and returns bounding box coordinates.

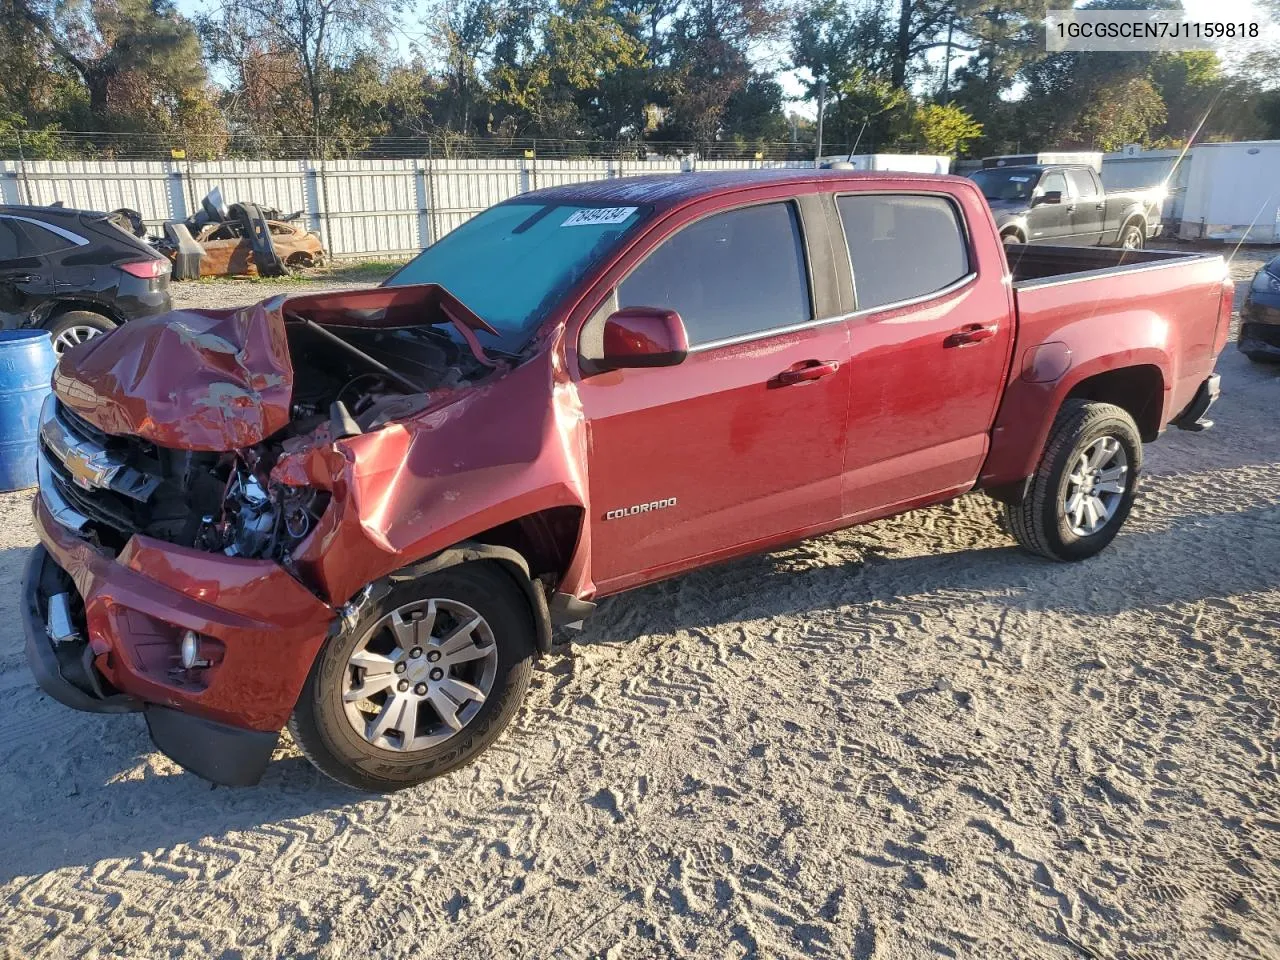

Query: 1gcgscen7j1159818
[24,170,1232,792]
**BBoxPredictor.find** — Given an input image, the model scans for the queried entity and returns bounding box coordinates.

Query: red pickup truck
[24,170,1231,791]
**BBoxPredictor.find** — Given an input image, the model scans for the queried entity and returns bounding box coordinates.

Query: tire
[1003,400,1143,562]
[45,310,116,355]
[1118,222,1145,250]
[1002,231,1023,246]
[289,563,535,792]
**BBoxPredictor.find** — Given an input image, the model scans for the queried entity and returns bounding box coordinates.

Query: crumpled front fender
[275,349,591,606]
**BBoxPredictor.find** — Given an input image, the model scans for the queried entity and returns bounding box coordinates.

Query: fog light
[180,629,204,668]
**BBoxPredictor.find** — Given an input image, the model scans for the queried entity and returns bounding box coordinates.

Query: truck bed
[1003,244,1205,285]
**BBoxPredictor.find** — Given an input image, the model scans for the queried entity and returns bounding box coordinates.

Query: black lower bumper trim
[23,546,141,714]
[145,707,279,787]
[1171,373,1220,432]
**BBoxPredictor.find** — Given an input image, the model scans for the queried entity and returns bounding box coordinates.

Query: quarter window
[0,219,21,260]
[837,195,970,310]
[14,220,77,256]
[618,202,811,347]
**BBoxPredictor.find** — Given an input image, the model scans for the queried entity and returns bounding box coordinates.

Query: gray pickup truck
[969,164,1163,249]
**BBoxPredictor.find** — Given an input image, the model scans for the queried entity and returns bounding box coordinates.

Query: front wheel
[1118,222,1145,250]
[289,563,535,792]
[1003,400,1143,561]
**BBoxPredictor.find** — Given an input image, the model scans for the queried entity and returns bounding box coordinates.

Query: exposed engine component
[194,464,329,561]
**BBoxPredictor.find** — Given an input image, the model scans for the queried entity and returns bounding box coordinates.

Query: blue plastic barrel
[0,330,57,491]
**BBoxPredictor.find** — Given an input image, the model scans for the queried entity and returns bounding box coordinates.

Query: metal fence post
[15,131,29,205]
[418,157,436,248]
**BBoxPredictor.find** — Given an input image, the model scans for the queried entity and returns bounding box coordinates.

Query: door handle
[1066,204,1077,213]
[1094,202,1105,210]
[945,323,998,347]
[7,275,36,284]
[770,359,840,387]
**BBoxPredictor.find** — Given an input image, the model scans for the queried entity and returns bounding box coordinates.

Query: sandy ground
[1,251,1278,959]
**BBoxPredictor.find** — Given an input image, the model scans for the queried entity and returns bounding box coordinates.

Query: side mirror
[595,307,689,371]
[1033,190,1062,207]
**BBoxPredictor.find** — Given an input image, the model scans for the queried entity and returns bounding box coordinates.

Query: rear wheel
[289,563,535,792]
[1003,400,1142,561]
[45,310,116,355]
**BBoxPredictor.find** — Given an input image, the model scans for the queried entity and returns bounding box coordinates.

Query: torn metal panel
[278,350,590,606]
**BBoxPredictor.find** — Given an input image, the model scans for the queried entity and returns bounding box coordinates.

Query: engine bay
[47,317,491,567]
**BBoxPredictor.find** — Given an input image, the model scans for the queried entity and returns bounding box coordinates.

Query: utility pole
[941,14,955,104]
[815,79,827,164]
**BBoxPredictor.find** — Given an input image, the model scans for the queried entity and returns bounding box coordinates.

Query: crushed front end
[23,285,507,786]
[25,393,337,785]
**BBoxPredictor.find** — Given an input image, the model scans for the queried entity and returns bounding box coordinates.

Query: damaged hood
[53,298,294,451]
[53,284,501,452]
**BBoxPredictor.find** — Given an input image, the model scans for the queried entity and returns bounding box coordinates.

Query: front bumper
[23,497,335,785]
[1239,293,1280,358]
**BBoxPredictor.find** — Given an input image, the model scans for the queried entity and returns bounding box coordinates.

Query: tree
[911,101,982,154]
[203,0,402,153]
[1070,75,1166,150]
[8,0,220,147]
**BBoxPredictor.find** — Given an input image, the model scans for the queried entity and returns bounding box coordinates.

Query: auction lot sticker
[563,207,638,227]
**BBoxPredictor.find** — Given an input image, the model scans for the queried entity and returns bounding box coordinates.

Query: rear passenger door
[579,198,852,592]
[0,215,61,329]
[835,192,1012,517]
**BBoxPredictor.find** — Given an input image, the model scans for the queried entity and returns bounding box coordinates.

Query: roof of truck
[517,168,971,209]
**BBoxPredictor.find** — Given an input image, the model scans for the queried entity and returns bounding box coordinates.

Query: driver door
[577,199,851,594]
[1027,170,1071,243]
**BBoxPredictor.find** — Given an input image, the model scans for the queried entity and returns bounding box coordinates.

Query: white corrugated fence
[0,156,818,260]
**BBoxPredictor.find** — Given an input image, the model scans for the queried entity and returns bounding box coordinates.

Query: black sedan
[0,205,172,354]
[1239,254,1280,363]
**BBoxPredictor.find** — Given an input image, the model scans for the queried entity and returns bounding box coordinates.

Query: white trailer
[1177,141,1280,244]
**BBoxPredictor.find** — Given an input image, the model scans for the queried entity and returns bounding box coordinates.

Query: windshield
[385,202,649,352]
[970,169,1040,203]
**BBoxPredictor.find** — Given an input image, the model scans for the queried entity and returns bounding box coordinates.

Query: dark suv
[0,206,173,353]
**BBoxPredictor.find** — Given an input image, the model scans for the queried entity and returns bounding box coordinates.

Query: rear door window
[618,202,812,347]
[836,194,970,310]
[1066,169,1098,198]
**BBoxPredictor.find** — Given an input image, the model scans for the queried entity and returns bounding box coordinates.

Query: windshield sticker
[562,207,637,227]
[1008,176,1031,182]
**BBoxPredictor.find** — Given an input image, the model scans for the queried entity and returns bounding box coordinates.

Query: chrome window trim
[0,214,90,247]
[833,189,975,314]
[688,271,979,354]
[617,197,817,351]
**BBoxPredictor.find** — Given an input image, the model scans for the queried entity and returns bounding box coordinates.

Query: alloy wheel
[53,325,103,354]
[1063,436,1128,536]
[342,598,499,751]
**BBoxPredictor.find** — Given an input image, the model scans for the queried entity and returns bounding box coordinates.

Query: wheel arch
[1064,363,1164,442]
[33,298,124,328]
[1114,210,1147,244]
[387,542,555,655]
